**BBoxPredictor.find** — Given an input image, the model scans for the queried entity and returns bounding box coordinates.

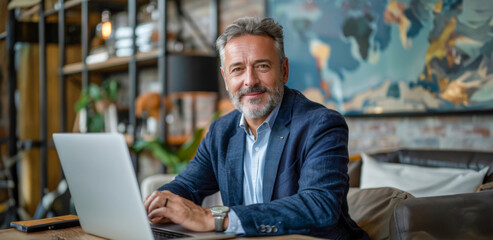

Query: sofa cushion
[360,153,489,197]
[369,149,493,183]
[348,187,414,240]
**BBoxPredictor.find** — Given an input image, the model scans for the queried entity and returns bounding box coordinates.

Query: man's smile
[242,91,264,99]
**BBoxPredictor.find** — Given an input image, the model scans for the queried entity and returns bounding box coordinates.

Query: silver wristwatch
[210,206,230,232]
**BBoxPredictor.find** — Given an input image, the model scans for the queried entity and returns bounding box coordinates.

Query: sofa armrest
[478,182,493,192]
[348,187,414,240]
[390,191,493,240]
[348,159,362,188]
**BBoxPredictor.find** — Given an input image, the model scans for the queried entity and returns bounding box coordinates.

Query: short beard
[227,80,284,119]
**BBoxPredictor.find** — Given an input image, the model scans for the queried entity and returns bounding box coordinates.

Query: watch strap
[214,216,225,232]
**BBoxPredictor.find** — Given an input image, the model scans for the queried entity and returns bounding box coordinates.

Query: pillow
[347,187,414,240]
[360,153,489,197]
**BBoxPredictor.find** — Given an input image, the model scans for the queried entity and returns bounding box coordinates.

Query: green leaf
[132,139,152,152]
[87,113,104,132]
[88,84,101,101]
[132,111,221,174]
[108,79,119,101]
[132,138,182,173]
[100,78,119,101]
[177,128,204,161]
[177,111,220,161]
[75,90,90,111]
[151,145,180,168]
[211,111,221,122]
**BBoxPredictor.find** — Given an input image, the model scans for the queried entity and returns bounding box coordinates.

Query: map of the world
[268,0,493,114]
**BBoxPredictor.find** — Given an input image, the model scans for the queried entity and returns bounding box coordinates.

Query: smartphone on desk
[10,215,80,232]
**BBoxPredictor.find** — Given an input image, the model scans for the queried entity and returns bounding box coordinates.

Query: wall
[346,115,493,155]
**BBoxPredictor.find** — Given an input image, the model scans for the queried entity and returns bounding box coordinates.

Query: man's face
[221,35,289,120]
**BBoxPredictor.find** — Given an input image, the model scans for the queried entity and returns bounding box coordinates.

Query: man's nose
[244,67,260,87]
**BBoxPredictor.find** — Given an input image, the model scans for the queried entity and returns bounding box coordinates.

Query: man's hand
[144,190,216,232]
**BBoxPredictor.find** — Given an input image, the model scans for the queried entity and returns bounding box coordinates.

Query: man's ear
[220,67,229,92]
[282,58,289,84]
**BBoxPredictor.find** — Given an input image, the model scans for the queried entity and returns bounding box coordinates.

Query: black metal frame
[158,0,169,141]
[128,0,139,171]
[39,0,48,197]
[81,0,88,90]
[7,4,19,212]
[58,0,66,134]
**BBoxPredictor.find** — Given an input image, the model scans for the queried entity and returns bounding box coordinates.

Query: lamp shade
[167,55,219,93]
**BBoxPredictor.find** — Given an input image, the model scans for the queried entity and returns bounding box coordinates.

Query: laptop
[53,133,237,240]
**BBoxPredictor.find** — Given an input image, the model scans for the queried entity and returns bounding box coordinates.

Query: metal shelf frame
[7,3,19,213]
[3,0,220,220]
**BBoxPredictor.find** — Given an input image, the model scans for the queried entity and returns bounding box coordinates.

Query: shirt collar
[239,102,282,136]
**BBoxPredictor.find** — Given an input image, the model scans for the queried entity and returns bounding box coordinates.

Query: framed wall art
[267,0,493,116]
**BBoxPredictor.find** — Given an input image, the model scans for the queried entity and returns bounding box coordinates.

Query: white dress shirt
[226,103,281,234]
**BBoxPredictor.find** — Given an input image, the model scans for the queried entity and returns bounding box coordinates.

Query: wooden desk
[0,226,103,239]
[0,227,322,239]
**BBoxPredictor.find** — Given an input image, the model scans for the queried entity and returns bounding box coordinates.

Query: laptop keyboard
[152,228,192,239]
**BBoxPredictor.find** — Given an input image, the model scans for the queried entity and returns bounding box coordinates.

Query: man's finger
[145,191,167,213]
[143,191,158,212]
[148,207,173,223]
[144,193,151,201]
[148,195,167,213]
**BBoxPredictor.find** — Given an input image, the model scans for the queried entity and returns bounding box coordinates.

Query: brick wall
[219,0,264,32]
[346,115,493,155]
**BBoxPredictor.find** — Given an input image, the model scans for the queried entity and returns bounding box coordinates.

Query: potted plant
[75,79,119,132]
[132,111,220,174]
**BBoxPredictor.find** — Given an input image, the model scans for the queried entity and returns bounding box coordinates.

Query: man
[144,16,369,239]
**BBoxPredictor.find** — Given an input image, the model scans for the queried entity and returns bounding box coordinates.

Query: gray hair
[216,16,286,68]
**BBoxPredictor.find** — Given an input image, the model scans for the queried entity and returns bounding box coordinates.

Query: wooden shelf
[63,49,159,75]
[18,5,40,21]
[16,0,133,20]
[45,0,85,16]
[63,55,131,74]
[16,0,82,20]
[64,0,86,9]
[62,49,212,75]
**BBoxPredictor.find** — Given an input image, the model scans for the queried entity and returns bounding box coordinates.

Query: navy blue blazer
[160,87,368,239]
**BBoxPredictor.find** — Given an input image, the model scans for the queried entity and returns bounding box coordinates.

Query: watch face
[211,206,230,215]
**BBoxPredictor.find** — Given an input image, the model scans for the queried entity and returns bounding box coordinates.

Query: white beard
[227,80,284,119]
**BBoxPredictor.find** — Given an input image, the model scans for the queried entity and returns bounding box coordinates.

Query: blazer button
[259,225,266,233]
[265,225,272,233]
[272,226,278,233]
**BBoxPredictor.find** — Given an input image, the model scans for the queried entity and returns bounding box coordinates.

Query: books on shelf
[86,47,109,64]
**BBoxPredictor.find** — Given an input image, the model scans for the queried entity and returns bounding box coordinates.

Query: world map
[268,0,493,114]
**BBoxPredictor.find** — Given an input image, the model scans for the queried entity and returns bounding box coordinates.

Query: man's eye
[256,64,270,71]
[231,67,242,74]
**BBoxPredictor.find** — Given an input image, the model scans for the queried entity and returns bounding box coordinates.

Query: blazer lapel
[225,126,245,206]
[262,87,294,202]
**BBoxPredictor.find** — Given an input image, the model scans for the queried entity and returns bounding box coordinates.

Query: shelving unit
[4,0,220,219]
